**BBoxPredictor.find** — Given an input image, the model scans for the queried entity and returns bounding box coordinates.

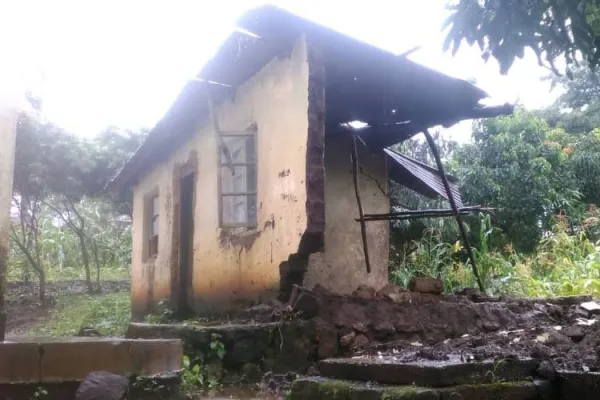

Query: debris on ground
[75,371,128,400]
[351,295,600,372]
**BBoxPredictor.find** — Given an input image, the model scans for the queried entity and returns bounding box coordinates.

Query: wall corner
[278,35,327,302]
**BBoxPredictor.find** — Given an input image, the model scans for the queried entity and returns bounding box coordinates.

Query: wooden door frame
[170,151,197,317]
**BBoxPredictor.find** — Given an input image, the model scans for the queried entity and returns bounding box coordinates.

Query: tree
[10,114,56,303]
[547,65,600,108]
[539,66,600,206]
[444,0,600,75]
[92,127,147,218]
[10,114,145,299]
[570,129,600,206]
[455,109,579,252]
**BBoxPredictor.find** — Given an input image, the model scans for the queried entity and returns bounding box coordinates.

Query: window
[219,130,257,227]
[146,194,159,258]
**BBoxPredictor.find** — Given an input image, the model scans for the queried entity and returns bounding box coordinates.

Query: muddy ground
[5,280,130,334]
[342,288,600,373]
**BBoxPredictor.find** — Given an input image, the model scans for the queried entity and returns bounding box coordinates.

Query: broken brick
[409,277,443,295]
[340,332,356,347]
[316,320,338,359]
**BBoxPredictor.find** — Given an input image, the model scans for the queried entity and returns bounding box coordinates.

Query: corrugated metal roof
[385,148,464,208]
[107,5,503,192]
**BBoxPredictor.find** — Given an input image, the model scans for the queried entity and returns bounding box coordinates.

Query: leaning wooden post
[0,103,18,341]
[351,135,371,273]
[422,128,484,292]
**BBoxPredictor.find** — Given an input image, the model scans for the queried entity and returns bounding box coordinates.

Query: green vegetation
[392,194,600,298]
[391,61,600,298]
[182,334,227,393]
[9,102,144,303]
[31,292,130,337]
[444,0,600,75]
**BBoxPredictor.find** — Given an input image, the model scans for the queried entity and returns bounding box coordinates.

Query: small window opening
[146,194,159,259]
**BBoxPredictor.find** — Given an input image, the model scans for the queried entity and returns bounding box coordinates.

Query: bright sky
[0,0,558,142]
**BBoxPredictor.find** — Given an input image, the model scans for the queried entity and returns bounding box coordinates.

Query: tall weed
[390,212,600,298]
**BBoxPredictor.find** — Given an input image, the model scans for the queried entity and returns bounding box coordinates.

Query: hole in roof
[191,78,232,88]
[233,26,261,38]
[341,120,369,130]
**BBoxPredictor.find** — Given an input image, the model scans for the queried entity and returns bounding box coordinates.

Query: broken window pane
[221,195,258,227]
[146,194,159,259]
[247,195,257,226]
[222,195,246,225]
[152,196,159,217]
[151,216,159,237]
[220,166,257,194]
[220,135,256,164]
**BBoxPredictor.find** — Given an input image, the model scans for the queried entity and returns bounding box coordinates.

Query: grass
[7,266,130,282]
[46,266,130,281]
[31,291,131,337]
[391,213,600,298]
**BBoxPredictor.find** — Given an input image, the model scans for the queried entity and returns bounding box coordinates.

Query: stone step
[559,371,600,400]
[318,356,539,388]
[291,377,552,400]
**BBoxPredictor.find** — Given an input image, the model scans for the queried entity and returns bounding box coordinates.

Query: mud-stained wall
[303,133,390,293]
[131,37,310,317]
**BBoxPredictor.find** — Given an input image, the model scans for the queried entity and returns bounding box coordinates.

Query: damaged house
[109,5,511,319]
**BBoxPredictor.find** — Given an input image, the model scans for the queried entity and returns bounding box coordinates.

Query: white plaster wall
[303,133,390,293]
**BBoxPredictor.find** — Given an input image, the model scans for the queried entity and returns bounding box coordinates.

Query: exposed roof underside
[109,5,513,191]
[385,148,464,208]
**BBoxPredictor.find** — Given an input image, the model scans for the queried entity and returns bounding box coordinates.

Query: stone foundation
[124,284,586,385]
[127,319,319,381]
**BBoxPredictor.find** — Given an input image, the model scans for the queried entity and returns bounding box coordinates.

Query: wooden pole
[422,128,485,292]
[351,135,371,273]
[358,207,495,222]
[362,206,494,219]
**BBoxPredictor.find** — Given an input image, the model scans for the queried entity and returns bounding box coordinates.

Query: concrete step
[318,356,539,388]
[291,377,552,400]
[0,336,183,384]
[0,337,184,400]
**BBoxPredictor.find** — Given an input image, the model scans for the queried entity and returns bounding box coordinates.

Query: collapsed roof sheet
[385,148,464,208]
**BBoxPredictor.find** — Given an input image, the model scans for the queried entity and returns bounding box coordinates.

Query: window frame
[218,127,258,229]
[144,192,160,260]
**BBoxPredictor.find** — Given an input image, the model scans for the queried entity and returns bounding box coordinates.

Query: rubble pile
[363,297,600,373]
[283,280,586,358]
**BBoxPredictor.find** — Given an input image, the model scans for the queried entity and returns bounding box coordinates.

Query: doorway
[178,171,195,317]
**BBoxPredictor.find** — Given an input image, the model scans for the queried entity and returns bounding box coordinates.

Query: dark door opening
[178,172,195,317]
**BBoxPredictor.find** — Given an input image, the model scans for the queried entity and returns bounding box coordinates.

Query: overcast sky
[0,0,558,142]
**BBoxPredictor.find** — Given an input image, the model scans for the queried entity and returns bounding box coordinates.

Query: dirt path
[5,280,130,335]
